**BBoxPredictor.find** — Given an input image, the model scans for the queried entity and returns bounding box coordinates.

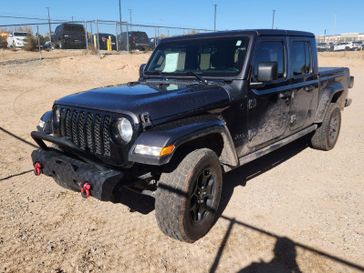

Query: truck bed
[318,67,349,77]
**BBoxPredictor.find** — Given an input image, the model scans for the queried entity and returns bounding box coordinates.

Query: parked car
[317,42,331,52]
[31,29,353,243]
[333,42,356,51]
[7,32,29,48]
[117,31,149,51]
[53,23,86,49]
[92,33,116,50]
[352,41,363,51]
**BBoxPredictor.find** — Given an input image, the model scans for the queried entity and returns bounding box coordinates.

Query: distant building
[316,32,364,43]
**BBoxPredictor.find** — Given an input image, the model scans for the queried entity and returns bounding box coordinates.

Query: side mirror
[8,33,13,37]
[257,62,278,82]
[139,64,146,80]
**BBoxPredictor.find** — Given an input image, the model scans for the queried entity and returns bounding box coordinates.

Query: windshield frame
[144,34,253,81]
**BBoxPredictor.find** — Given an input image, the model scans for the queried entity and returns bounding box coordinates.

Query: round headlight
[115,118,133,143]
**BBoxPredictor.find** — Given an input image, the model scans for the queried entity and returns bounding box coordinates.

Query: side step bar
[238,125,317,166]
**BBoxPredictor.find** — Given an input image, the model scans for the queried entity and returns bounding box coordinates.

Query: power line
[0,14,63,22]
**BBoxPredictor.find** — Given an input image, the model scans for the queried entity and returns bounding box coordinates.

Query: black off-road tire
[311,103,341,151]
[155,148,222,243]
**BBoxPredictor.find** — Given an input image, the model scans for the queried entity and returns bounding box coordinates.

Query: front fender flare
[128,116,238,168]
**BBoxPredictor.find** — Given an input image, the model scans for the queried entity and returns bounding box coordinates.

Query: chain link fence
[0,17,213,55]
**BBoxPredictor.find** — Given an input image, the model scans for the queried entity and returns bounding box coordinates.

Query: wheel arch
[128,116,238,170]
[314,82,346,123]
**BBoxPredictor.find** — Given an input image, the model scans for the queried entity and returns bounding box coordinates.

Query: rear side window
[129,32,148,42]
[291,41,312,75]
[254,41,286,80]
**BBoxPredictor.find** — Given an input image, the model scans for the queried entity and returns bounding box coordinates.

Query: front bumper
[31,148,124,201]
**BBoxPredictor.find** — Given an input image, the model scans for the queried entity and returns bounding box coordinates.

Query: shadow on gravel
[210,215,364,273]
[115,136,364,272]
[113,187,155,214]
[0,126,37,148]
[0,170,33,181]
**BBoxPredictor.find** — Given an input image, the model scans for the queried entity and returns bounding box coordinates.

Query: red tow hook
[33,162,42,176]
[80,182,91,199]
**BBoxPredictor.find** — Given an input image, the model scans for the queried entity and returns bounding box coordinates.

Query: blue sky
[0,0,363,36]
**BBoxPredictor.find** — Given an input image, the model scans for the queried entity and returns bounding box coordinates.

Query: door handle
[304,85,315,92]
[279,92,291,99]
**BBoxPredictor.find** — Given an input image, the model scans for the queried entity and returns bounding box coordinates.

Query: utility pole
[272,9,276,29]
[214,4,217,31]
[129,9,132,31]
[46,7,52,43]
[118,0,123,32]
[324,29,327,43]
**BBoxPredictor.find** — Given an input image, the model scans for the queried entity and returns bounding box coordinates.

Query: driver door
[246,38,291,151]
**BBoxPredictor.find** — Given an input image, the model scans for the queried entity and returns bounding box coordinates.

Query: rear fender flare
[314,82,345,123]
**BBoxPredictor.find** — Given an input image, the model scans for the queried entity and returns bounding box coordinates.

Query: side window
[291,41,312,76]
[254,41,285,80]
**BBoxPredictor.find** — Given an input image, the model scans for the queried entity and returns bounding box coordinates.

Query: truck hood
[55,82,231,124]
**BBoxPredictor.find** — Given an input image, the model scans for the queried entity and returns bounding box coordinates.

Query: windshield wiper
[186,71,208,85]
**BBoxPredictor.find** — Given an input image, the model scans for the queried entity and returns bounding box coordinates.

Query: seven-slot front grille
[58,107,112,157]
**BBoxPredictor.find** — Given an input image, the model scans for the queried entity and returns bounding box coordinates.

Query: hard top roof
[161,29,315,43]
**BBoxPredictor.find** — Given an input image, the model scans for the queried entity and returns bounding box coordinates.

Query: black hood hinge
[140,112,152,129]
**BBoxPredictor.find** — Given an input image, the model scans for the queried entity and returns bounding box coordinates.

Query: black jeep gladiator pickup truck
[31,29,353,242]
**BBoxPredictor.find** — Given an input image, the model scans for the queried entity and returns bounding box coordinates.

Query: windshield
[64,24,84,32]
[14,32,28,37]
[145,36,250,77]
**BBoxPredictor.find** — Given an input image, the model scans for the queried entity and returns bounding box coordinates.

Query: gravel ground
[0,50,363,273]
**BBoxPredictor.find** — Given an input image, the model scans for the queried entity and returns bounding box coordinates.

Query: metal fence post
[96,19,100,54]
[115,22,119,52]
[84,21,89,50]
[126,22,130,52]
[36,25,42,60]
[154,27,157,48]
[90,21,94,37]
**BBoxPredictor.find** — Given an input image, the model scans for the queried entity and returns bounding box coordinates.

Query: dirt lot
[0,50,363,273]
